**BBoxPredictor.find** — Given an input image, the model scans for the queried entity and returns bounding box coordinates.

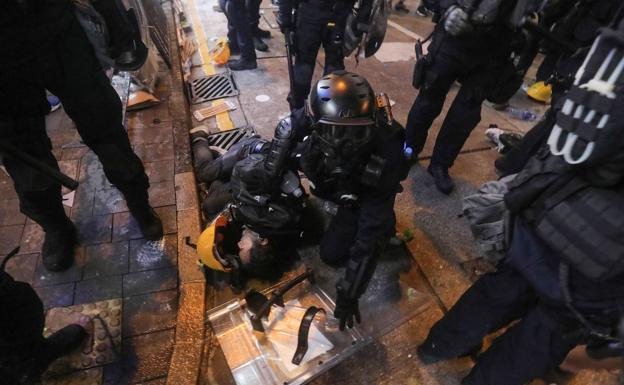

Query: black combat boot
[228,58,258,71]
[129,203,164,241]
[428,164,455,195]
[252,36,269,52]
[42,218,77,272]
[253,27,271,39]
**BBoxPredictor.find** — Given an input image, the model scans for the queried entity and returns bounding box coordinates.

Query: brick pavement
[0,62,190,384]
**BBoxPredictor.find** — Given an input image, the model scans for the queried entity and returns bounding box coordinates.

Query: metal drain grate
[206,126,256,152]
[188,71,239,104]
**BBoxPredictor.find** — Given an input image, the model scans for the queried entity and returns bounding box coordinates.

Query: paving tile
[122,289,178,337]
[58,159,80,195]
[75,214,113,245]
[112,212,143,241]
[33,248,85,287]
[74,275,123,305]
[176,209,204,283]
[155,205,177,235]
[70,188,96,221]
[34,282,75,309]
[93,187,128,215]
[129,234,177,272]
[19,223,45,254]
[123,267,178,297]
[174,172,198,211]
[0,198,26,226]
[127,121,173,144]
[78,156,112,191]
[61,146,89,161]
[116,329,175,383]
[0,173,18,200]
[148,181,176,208]
[4,252,37,284]
[83,241,130,279]
[0,224,23,254]
[144,160,175,183]
[132,141,175,163]
[127,101,172,127]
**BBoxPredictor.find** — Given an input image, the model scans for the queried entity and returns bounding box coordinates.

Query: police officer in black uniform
[0,250,87,385]
[417,18,624,383]
[261,71,409,329]
[276,0,352,109]
[1,1,162,272]
[220,0,259,70]
[405,0,525,194]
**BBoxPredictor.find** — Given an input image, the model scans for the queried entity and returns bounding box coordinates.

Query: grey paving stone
[83,241,130,279]
[74,275,123,305]
[123,267,178,297]
[19,223,45,255]
[122,289,178,337]
[34,282,75,309]
[75,214,113,245]
[112,212,143,241]
[93,188,128,215]
[128,234,177,273]
[33,248,85,287]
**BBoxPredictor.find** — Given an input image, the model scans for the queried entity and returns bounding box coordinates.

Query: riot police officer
[276,0,352,109]
[1,1,162,272]
[262,71,409,329]
[220,0,259,70]
[405,0,529,194]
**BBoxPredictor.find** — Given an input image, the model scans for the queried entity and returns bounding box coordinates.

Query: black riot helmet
[306,71,378,160]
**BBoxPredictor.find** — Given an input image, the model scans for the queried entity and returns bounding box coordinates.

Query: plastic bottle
[507,107,537,121]
[280,171,303,197]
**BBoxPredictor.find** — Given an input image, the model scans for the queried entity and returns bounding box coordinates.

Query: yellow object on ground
[197,213,230,272]
[527,81,552,103]
[208,38,231,65]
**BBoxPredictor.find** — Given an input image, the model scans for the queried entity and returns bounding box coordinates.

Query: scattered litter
[407,287,419,304]
[255,94,270,102]
[127,90,160,111]
[390,99,396,107]
[193,100,236,121]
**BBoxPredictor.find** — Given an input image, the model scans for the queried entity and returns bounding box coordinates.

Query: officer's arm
[277,0,298,31]
[264,107,312,177]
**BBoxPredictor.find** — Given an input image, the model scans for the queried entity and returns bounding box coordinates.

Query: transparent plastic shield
[207,280,371,385]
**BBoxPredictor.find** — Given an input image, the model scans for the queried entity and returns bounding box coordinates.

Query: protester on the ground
[1,0,162,272]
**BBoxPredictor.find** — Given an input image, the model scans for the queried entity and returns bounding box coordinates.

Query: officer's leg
[2,113,78,271]
[462,306,578,385]
[319,206,359,266]
[42,15,161,240]
[245,0,261,34]
[321,16,346,75]
[419,263,535,362]
[430,84,485,168]
[224,0,257,63]
[220,0,239,51]
[405,54,457,154]
[290,11,324,109]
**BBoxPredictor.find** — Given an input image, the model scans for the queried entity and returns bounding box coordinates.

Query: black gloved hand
[334,290,361,331]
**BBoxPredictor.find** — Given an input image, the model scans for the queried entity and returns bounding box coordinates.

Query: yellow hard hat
[197,212,231,272]
[208,38,230,65]
[527,81,552,103]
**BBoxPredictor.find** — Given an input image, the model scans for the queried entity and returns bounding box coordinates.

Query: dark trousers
[1,13,149,232]
[0,273,46,384]
[289,1,348,109]
[192,140,233,218]
[220,0,257,62]
[405,51,487,168]
[246,0,262,32]
[422,264,583,385]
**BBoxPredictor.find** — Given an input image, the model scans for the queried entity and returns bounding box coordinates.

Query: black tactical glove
[443,6,473,36]
[334,289,361,331]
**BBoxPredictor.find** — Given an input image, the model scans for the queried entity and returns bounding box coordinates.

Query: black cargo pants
[288,0,349,109]
[405,28,504,168]
[1,12,149,232]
